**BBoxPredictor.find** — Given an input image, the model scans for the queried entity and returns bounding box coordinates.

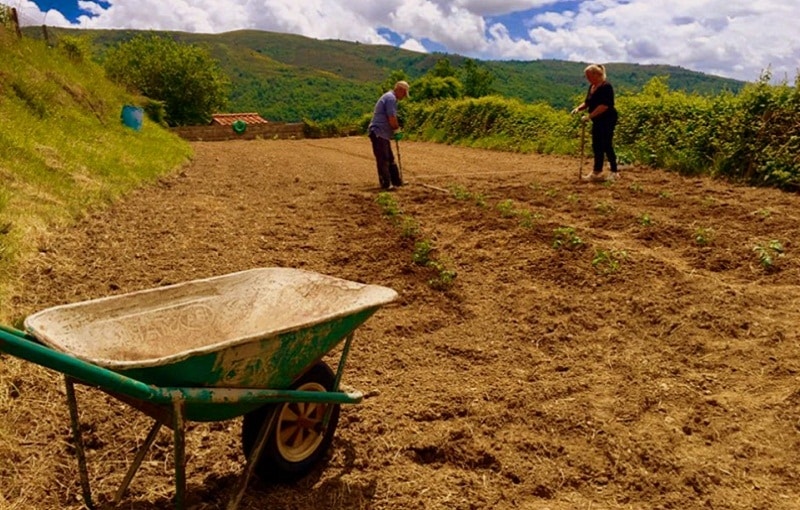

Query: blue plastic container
[121,105,144,131]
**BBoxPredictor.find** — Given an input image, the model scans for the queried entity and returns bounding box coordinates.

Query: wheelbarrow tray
[24,267,398,391]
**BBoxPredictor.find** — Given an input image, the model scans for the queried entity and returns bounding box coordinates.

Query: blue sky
[16,0,800,83]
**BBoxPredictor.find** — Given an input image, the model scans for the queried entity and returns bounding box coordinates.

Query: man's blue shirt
[368,90,398,140]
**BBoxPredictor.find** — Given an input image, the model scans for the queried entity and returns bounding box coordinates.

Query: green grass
[0,31,192,320]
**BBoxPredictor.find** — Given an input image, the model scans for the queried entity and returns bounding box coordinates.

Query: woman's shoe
[582,172,605,182]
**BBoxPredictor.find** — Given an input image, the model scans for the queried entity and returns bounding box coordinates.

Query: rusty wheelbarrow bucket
[0,267,398,509]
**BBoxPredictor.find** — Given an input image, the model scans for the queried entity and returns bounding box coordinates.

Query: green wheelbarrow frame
[0,268,398,510]
[0,324,363,510]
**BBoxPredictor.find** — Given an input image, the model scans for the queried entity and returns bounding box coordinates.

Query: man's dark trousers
[369,132,402,188]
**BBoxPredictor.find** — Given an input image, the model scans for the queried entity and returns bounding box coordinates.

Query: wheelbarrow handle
[0,325,363,406]
[0,326,162,402]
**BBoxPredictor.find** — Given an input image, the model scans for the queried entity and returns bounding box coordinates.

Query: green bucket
[232,119,247,134]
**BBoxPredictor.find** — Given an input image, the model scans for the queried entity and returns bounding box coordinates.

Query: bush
[404,96,572,154]
[58,35,93,62]
[616,75,800,188]
[103,35,229,126]
[142,98,168,127]
[714,73,800,188]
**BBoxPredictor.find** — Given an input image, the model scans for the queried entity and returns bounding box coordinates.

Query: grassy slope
[38,27,745,121]
[0,29,192,322]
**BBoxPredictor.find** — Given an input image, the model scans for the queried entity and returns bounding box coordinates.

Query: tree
[103,35,229,126]
[430,57,458,78]
[410,76,464,101]
[461,59,495,98]
[379,69,409,96]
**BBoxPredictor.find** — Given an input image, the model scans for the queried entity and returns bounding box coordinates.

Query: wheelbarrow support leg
[324,332,354,428]
[226,407,280,510]
[113,420,163,505]
[65,376,95,510]
[173,399,187,510]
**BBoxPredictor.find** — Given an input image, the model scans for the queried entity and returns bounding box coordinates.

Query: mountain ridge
[33,26,746,121]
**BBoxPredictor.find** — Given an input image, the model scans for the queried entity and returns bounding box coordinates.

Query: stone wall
[171,122,305,141]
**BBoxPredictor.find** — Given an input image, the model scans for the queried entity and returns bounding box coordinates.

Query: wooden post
[42,24,49,45]
[11,8,22,39]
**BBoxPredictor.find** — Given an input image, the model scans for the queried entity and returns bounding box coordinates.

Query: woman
[572,64,619,181]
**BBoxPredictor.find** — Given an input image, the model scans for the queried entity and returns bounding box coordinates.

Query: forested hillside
[30,26,745,122]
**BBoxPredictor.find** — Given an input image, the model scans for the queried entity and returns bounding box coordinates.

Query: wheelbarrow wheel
[241,361,341,482]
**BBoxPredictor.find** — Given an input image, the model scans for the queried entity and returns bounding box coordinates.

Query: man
[368,80,409,190]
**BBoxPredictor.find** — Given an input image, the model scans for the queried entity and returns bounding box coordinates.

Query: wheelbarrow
[0,267,398,509]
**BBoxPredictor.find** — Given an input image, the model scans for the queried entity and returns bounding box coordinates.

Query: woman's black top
[585,82,618,125]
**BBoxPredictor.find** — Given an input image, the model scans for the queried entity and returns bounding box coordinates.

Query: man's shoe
[606,172,620,182]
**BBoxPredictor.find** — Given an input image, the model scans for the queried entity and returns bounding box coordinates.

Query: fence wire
[0,1,78,44]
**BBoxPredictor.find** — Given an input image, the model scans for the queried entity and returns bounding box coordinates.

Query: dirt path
[2,137,800,510]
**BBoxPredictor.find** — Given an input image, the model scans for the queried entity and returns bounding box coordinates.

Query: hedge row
[394,75,800,190]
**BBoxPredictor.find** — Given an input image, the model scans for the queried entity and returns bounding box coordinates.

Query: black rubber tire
[241,361,341,483]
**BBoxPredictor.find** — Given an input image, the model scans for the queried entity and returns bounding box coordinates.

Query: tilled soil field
[2,137,800,510]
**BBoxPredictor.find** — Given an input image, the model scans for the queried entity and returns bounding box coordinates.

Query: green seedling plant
[567,193,579,204]
[658,191,672,199]
[594,201,615,215]
[553,226,583,250]
[593,249,627,274]
[449,184,486,207]
[496,199,516,218]
[694,227,714,246]
[427,259,457,290]
[375,192,402,218]
[495,199,540,227]
[411,239,457,290]
[517,209,542,229]
[450,184,472,201]
[638,213,653,226]
[400,216,420,239]
[629,182,643,193]
[412,239,434,266]
[753,240,784,271]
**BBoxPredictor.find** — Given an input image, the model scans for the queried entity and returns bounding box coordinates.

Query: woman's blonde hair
[584,64,606,80]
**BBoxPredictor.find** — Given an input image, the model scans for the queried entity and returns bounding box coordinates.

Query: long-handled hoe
[394,137,404,185]
[578,121,586,181]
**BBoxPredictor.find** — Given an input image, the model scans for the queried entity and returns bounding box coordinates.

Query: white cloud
[76,1,107,17]
[443,0,564,17]
[524,0,799,81]
[15,0,800,82]
[482,22,543,60]
[390,0,488,54]
[400,38,428,53]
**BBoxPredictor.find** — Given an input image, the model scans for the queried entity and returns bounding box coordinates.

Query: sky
[12,0,800,83]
